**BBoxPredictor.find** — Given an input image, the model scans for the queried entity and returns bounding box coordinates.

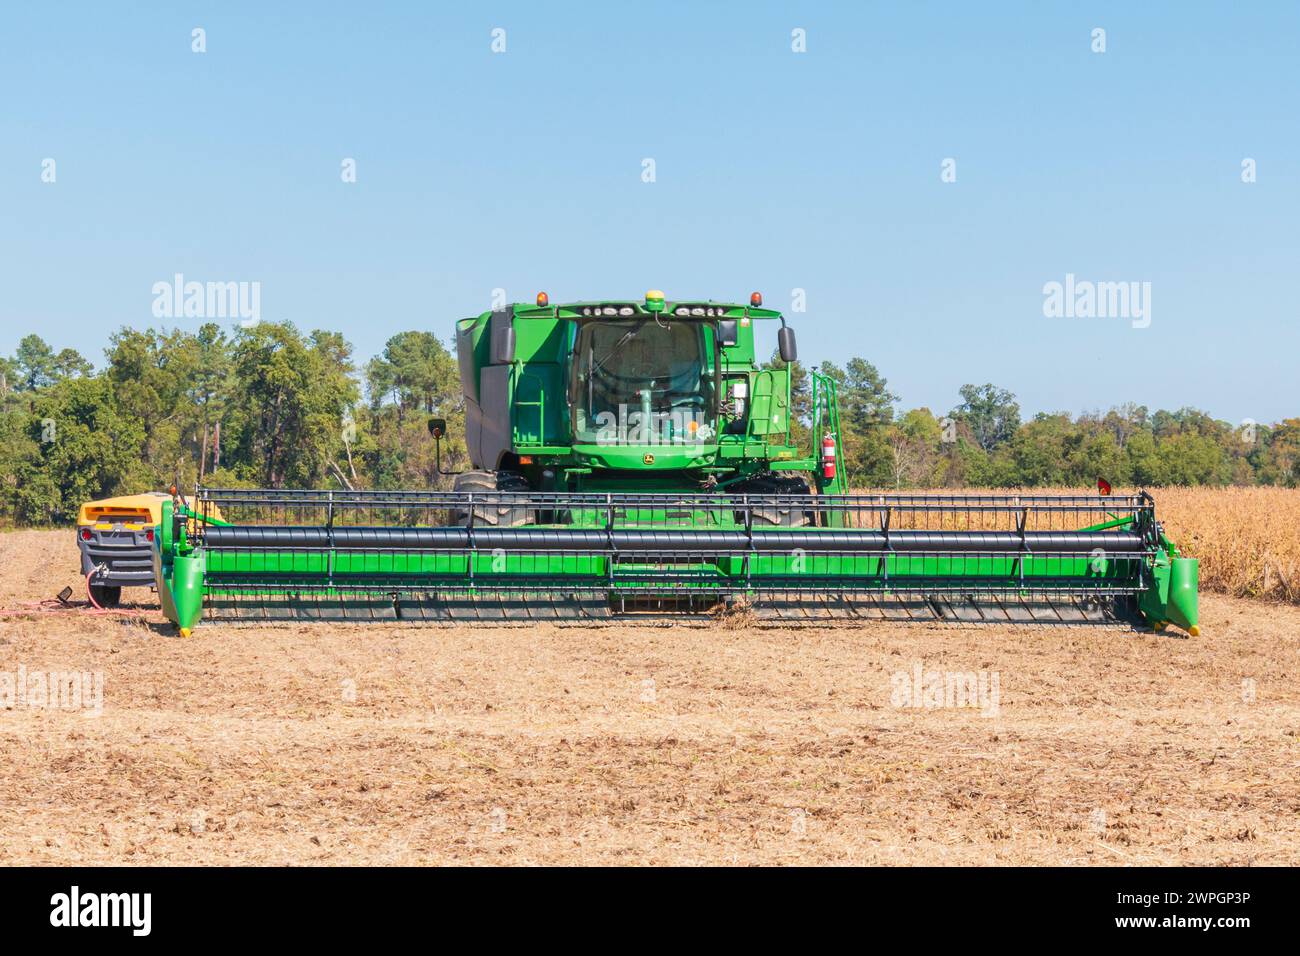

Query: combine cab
[154,292,1198,635]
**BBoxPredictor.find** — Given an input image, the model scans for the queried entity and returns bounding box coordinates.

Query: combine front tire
[451,471,534,527]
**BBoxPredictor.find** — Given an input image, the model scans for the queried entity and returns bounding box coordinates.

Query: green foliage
[3,375,149,524]
[835,358,897,430]
[359,332,469,491]
[885,408,946,487]
[794,364,1285,492]
[227,323,361,487]
[0,326,1295,526]
[365,331,459,421]
[952,383,1022,453]
[11,334,92,391]
[1254,419,1300,487]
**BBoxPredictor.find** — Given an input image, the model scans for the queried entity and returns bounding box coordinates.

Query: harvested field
[0,528,1297,865]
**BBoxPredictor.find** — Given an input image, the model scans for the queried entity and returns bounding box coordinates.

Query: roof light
[618,306,634,316]
[536,291,549,307]
[750,291,762,307]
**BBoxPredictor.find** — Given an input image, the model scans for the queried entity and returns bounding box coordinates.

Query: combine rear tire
[732,474,815,527]
[450,471,534,527]
[89,582,122,608]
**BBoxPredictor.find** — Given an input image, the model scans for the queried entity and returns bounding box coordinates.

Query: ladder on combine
[811,369,847,496]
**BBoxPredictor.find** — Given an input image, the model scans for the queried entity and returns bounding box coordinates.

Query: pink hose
[0,575,147,619]
[86,569,104,610]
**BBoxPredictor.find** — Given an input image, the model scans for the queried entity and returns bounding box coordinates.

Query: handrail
[809,369,846,494]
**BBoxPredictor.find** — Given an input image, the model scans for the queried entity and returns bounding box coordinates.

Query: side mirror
[778,326,798,363]
[427,418,447,440]
[717,319,739,347]
[491,325,516,364]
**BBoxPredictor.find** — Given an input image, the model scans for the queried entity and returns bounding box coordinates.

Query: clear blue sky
[2,1,1296,423]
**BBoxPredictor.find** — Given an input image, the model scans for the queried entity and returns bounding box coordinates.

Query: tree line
[774,358,1299,490]
[1,323,1296,525]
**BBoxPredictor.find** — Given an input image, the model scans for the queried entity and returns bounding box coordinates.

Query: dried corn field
[1155,487,1300,603]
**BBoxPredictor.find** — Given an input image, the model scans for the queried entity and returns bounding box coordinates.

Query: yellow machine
[78,492,225,606]
[76,493,170,607]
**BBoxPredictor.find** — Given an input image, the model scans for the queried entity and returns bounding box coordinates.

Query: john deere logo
[643,453,655,465]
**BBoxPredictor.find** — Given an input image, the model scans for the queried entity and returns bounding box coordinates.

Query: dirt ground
[0,528,1296,865]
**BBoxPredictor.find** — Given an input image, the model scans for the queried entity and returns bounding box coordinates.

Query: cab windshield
[571,318,716,445]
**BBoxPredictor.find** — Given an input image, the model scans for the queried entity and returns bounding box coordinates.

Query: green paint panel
[197,546,1144,592]
[513,365,563,446]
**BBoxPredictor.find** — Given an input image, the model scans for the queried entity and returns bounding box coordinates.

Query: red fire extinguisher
[821,432,836,481]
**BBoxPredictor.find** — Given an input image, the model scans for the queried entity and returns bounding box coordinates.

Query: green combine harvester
[154,291,1198,635]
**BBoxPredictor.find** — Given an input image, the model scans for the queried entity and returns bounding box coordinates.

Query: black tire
[89,582,122,608]
[450,471,534,527]
[731,473,815,527]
